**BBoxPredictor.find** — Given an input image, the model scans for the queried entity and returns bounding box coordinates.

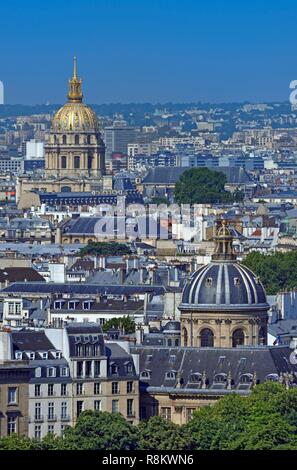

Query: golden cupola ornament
[51,57,99,132]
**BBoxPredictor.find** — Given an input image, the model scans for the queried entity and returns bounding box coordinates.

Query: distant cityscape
[1,57,297,451]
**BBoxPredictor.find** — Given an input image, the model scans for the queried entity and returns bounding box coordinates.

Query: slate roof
[11,330,56,353]
[0,267,45,283]
[181,262,268,310]
[1,282,166,296]
[132,345,297,395]
[51,298,144,314]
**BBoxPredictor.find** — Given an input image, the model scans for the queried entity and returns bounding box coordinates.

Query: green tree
[102,316,136,334]
[243,251,297,294]
[174,168,235,205]
[78,242,131,257]
[186,394,249,450]
[137,416,194,450]
[61,410,138,450]
[0,434,41,450]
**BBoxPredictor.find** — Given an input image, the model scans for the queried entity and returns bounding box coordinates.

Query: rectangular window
[94,382,101,395]
[48,402,55,420]
[61,384,67,396]
[127,399,134,417]
[48,425,54,435]
[34,425,41,440]
[94,400,101,411]
[85,361,92,377]
[35,402,41,420]
[111,400,119,413]
[48,384,54,397]
[76,361,83,378]
[61,402,68,419]
[8,387,17,404]
[127,381,133,394]
[7,416,16,435]
[47,367,56,378]
[35,384,41,397]
[94,361,100,377]
[60,367,68,377]
[186,408,196,423]
[160,407,171,421]
[76,401,84,418]
[112,382,119,394]
[76,383,83,395]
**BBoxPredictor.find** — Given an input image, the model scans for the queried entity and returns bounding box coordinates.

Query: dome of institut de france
[180,221,269,312]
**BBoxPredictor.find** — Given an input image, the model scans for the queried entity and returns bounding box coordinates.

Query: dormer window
[60,367,69,377]
[165,371,176,380]
[110,364,118,375]
[206,277,213,287]
[140,371,151,379]
[83,301,93,310]
[28,352,35,360]
[189,373,202,383]
[234,277,240,286]
[54,301,63,310]
[126,362,133,374]
[55,351,62,359]
[15,351,22,360]
[41,352,48,360]
[47,367,56,378]
[68,301,78,310]
[214,373,227,384]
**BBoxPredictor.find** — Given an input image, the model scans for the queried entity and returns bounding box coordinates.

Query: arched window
[189,373,202,384]
[74,156,80,169]
[200,328,214,347]
[75,135,80,145]
[62,135,67,145]
[259,326,266,345]
[214,373,227,384]
[266,373,279,382]
[232,329,245,347]
[240,373,253,384]
[61,156,67,169]
[182,327,188,347]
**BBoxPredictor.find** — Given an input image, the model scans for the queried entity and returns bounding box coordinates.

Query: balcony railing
[61,415,71,422]
[32,415,44,423]
[47,414,57,422]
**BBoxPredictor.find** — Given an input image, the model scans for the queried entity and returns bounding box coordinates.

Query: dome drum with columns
[45,57,105,178]
[179,221,269,348]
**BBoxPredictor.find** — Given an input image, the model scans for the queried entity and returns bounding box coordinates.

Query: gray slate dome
[180,220,269,312]
[181,262,268,311]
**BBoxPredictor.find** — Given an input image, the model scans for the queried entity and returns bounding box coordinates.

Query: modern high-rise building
[25,140,44,161]
[104,121,136,162]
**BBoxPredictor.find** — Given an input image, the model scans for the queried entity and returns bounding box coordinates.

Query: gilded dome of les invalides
[51,57,99,132]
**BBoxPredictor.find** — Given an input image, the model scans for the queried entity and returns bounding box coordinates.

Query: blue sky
[1,0,297,104]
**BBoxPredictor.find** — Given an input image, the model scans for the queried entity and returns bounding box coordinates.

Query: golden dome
[51,57,99,132]
[52,102,98,132]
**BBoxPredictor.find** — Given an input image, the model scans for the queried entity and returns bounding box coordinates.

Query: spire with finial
[68,56,83,103]
[212,219,236,262]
